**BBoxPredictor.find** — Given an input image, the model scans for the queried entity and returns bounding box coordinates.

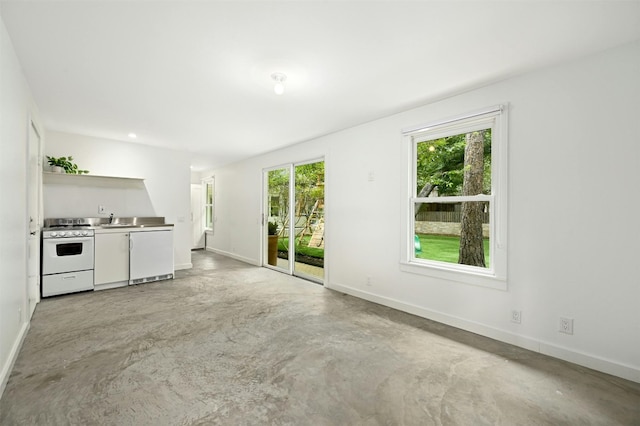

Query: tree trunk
[459,131,486,267]
[414,183,435,218]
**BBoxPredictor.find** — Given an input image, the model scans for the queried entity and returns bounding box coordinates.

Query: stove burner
[43,217,94,229]
[45,224,91,229]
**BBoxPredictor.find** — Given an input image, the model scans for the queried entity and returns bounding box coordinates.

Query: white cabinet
[94,231,130,289]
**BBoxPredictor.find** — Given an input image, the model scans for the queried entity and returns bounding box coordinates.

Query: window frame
[400,105,508,290]
[203,177,214,232]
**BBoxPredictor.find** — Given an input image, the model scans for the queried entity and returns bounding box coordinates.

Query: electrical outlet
[365,276,372,286]
[559,317,574,335]
[510,310,522,324]
[98,205,106,214]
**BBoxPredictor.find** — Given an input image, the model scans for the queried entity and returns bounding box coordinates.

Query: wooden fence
[415,211,490,224]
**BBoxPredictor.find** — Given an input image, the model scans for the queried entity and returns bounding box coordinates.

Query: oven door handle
[43,236,93,244]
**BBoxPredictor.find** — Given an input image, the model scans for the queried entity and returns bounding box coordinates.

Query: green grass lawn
[275,233,486,265]
[277,236,324,259]
[416,233,489,266]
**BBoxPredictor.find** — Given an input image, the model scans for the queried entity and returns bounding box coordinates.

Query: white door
[191,184,205,249]
[27,120,41,316]
[94,232,130,285]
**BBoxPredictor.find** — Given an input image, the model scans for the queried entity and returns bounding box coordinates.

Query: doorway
[27,119,42,317]
[190,183,205,249]
[264,159,325,283]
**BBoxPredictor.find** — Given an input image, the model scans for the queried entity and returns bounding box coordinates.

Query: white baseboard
[0,321,30,399]
[94,280,128,291]
[175,262,192,271]
[205,247,261,266]
[327,281,640,384]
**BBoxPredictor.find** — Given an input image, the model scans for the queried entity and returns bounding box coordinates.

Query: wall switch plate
[510,310,522,324]
[559,317,574,335]
[98,205,106,214]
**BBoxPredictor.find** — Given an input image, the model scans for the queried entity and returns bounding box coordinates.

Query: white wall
[203,41,640,382]
[0,14,41,396]
[45,131,193,270]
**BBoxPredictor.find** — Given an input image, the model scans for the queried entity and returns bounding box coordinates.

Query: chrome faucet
[109,213,114,224]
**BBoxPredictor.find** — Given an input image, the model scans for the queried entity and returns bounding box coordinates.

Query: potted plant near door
[267,221,279,266]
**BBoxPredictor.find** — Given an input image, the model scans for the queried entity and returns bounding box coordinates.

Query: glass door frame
[263,164,294,274]
[262,157,325,284]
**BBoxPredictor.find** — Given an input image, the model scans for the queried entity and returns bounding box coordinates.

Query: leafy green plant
[268,221,278,235]
[277,236,324,259]
[46,156,89,174]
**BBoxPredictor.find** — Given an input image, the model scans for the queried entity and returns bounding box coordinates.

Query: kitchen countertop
[44,216,173,231]
[93,223,174,229]
[93,224,174,234]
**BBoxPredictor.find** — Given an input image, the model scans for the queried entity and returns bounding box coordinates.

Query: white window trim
[400,104,508,290]
[202,177,214,232]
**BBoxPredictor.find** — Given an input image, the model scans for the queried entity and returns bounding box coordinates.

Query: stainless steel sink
[96,218,173,229]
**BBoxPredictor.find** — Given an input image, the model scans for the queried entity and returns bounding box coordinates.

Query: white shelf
[43,172,145,188]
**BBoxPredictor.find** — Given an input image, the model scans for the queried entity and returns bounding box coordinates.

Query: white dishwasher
[129,228,174,285]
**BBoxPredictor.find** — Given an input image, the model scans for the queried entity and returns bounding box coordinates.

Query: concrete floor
[1,251,639,425]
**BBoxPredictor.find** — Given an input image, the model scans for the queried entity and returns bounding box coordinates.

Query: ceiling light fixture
[271,72,287,95]
[128,133,137,139]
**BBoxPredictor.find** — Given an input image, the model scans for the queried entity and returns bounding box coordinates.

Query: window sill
[400,260,507,291]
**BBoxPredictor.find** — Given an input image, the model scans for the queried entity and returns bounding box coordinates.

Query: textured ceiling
[2,1,640,170]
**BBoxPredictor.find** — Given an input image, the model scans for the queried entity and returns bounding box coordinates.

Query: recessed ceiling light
[128,133,137,139]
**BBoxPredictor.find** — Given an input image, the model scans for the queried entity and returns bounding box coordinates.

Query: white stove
[41,219,95,297]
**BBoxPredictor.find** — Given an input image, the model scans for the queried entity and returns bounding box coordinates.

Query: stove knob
[73,231,80,236]
[82,230,89,236]
[59,231,66,237]
[51,232,58,237]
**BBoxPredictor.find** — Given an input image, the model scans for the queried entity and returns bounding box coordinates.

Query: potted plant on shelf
[46,156,89,174]
[267,221,279,266]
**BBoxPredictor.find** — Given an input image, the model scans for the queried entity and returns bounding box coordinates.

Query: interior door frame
[190,183,205,249]
[26,116,43,317]
[262,157,325,284]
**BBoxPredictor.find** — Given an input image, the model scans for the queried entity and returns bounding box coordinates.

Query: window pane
[416,128,491,198]
[414,201,490,268]
[205,206,212,228]
[267,168,291,271]
[294,161,325,280]
[206,183,213,204]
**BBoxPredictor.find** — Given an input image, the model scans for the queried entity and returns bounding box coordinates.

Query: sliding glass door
[264,167,291,272]
[264,159,324,283]
[292,161,324,281]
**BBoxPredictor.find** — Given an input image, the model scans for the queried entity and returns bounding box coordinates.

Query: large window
[401,105,507,288]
